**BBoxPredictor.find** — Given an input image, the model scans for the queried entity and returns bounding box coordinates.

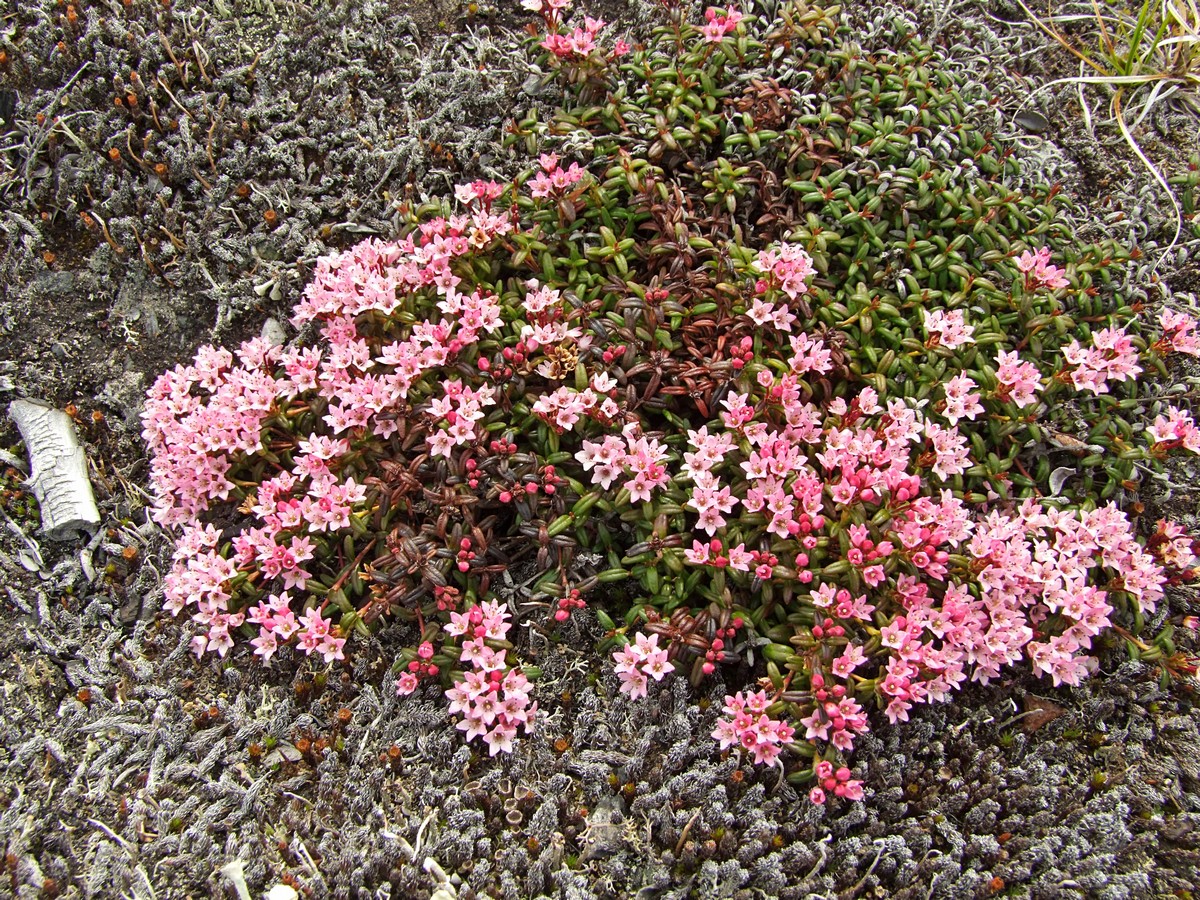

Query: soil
[1,1,1199,898]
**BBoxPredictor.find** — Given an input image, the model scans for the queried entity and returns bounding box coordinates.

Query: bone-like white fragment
[219,861,252,900]
[8,399,101,541]
[261,316,287,347]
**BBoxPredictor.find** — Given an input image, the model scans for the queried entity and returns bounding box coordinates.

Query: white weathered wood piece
[8,399,101,541]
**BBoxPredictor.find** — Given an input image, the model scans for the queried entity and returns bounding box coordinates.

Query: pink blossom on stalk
[923,422,971,481]
[1157,309,1200,356]
[1154,519,1198,569]
[443,601,536,755]
[613,632,674,699]
[251,628,279,665]
[522,0,571,22]
[941,373,984,425]
[576,434,629,488]
[832,643,867,678]
[395,672,420,695]
[1062,326,1142,395]
[808,760,865,803]
[711,690,794,767]
[995,349,1042,407]
[787,332,833,375]
[752,241,814,300]
[1016,246,1070,290]
[529,154,588,195]
[1147,405,1200,453]
[923,309,975,350]
[701,6,744,43]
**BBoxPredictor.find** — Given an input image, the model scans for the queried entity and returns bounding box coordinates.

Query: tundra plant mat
[1,0,1199,898]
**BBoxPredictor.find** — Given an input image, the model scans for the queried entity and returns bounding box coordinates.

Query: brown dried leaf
[1020,694,1066,733]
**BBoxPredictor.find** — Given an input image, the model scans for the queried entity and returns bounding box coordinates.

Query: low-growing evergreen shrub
[143,0,1199,798]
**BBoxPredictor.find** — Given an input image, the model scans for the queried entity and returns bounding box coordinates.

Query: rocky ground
[1,0,1199,897]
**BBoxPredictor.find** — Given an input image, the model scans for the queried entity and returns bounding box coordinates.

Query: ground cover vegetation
[142,0,1200,803]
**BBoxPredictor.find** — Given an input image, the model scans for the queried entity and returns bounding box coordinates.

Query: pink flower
[617,668,649,700]
[251,628,279,665]
[701,6,744,43]
[923,309,975,350]
[396,672,420,695]
[995,349,1042,407]
[613,632,674,698]
[1016,247,1070,290]
[711,690,793,767]
[1158,309,1200,356]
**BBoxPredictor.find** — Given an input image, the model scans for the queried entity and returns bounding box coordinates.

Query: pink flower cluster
[541,16,611,59]
[426,380,497,458]
[711,690,795,767]
[142,338,281,527]
[1016,246,1070,290]
[751,241,815,301]
[599,246,1195,786]
[1062,325,1142,394]
[454,179,505,208]
[798,672,871,748]
[923,308,975,350]
[296,607,347,664]
[612,632,675,699]
[1148,405,1200,453]
[808,759,864,804]
[528,153,587,199]
[576,426,671,502]
[165,524,245,658]
[522,0,571,21]
[145,153,1200,788]
[1153,519,1199,570]
[995,349,1042,407]
[967,500,1161,687]
[1157,309,1200,356]
[244,594,345,666]
[442,600,538,756]
[684,537,753,569]
[701,6,744,43]
[941,373,984,425]
[146,207,516,662]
